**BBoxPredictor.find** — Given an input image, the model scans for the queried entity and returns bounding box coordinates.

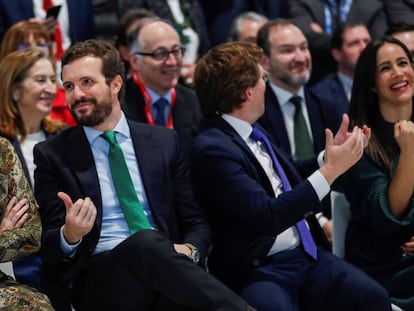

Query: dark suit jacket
[0,0,94,43]
[118,0,210,55]
[258,84,342,178]
[310,73,349,115]
[199,0,285,46]
[34,120,210,284]
[383,0,414,24]
[192,116,324,290]
[122,79,201,158]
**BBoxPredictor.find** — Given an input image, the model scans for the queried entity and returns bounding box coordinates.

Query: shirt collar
[146,86,173,105]
[268,82,305,107]
[337,72,353,89]
[83,111,131,145]
[221,113,253,142]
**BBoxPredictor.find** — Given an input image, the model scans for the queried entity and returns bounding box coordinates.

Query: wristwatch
[185,243,200,264]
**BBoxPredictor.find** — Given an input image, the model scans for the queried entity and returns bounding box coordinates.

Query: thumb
[337,114,350,135]
[57,192,73,210]
[325,128,334,148]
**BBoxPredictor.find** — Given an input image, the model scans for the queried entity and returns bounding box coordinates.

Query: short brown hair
[194,42,263,116]
[61,39,125,99]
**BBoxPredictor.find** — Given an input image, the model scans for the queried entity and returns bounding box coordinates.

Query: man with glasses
[123,18,201,158]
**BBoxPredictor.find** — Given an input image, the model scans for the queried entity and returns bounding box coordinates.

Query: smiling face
[262,24,311,93]
[14,58,56,120]
[375,42,414,119]
[62,56,122,128]
[131,21,182,95]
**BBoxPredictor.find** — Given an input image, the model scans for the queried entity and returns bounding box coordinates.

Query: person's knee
[128,229,173,258]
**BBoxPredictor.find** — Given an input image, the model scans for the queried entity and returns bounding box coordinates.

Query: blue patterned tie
[250,125,317,259]
[153,98,169,126]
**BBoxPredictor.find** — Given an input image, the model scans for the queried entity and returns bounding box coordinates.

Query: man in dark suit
[34,39,251,311]
[383,0,414,26]
[123,19,200,158]
[311,23,371,115]
[285,0,387,83]
[192,41,391,311]
[0,0,94,46]
[257,19,343,239]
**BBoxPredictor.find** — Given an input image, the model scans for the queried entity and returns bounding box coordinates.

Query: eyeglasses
[18,42,51,50]
[134,46,186,61]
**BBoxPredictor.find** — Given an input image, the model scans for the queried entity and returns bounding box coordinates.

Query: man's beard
[70,97,113,127]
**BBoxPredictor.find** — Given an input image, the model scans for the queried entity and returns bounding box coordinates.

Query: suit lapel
[127,121,170,235]
[208,117,277,196]
[65,127,103,226]
[304,90,324,152]
[264,86,292,154]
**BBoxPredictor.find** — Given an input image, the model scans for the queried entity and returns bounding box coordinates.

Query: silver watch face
[192,249,200,264]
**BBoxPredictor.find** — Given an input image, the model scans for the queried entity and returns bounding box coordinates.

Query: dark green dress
[341,117,414,310]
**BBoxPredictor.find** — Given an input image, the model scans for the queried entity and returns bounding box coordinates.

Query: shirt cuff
[316,212,329,227]
[60,226,81,257]
[317,150,325,167]
[308,170,330,201]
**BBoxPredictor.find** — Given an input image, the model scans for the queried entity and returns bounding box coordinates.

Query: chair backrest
[331,191,351,258]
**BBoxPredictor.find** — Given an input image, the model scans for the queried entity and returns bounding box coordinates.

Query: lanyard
[133,72,176,129]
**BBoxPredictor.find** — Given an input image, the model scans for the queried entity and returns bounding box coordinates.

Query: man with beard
[256,19,343,242]
[33,39,252,311]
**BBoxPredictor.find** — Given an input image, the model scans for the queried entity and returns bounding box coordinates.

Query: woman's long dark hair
[349,36,414,172]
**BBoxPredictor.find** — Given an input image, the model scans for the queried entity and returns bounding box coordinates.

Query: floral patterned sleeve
[0,138,41,262]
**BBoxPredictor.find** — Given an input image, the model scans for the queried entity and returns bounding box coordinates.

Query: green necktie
[101,131,151,234]
[291,96,314,159]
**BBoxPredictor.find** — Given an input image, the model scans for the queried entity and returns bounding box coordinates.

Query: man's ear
[112,75,123,95]
[118,45,131,62]
[243,87,252,102]
[260,54,270,71]
[129,53,140,73]
[331,48,342,63]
